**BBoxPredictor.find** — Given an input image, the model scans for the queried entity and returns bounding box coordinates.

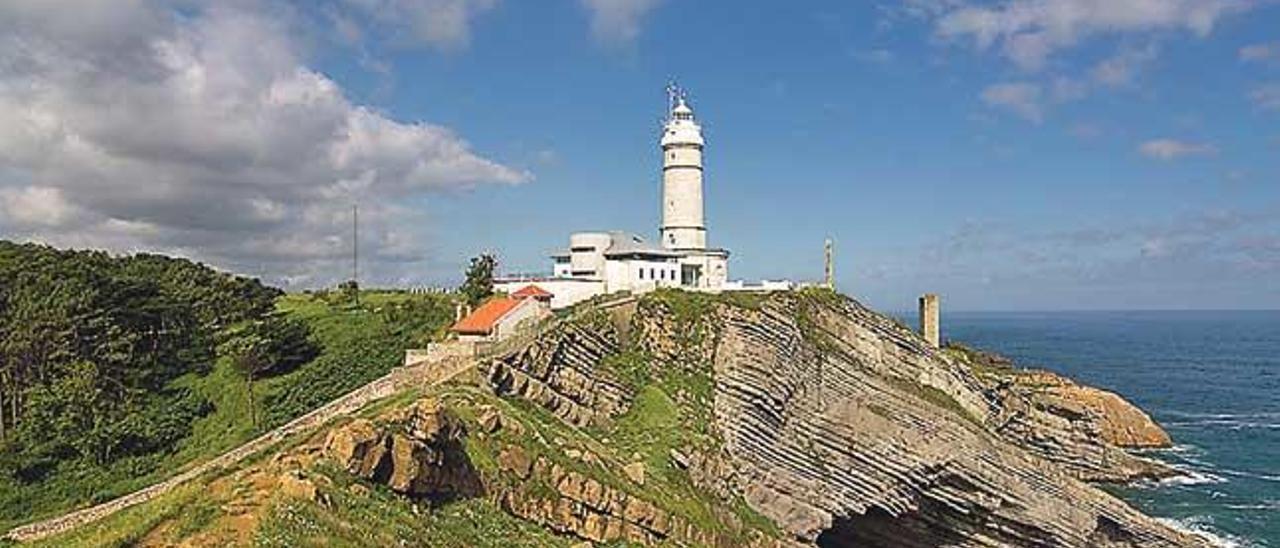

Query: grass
[0,290,455,533]
[596,350,652,392]
[26,482,204,548]
[255,462,573,548]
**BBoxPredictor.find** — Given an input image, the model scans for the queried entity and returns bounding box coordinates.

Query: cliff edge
[482,289,1197,546]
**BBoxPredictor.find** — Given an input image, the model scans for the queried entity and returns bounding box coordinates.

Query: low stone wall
[405,340,477,367]
[4,358,475,542]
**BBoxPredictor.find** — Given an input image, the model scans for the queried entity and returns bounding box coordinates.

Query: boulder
[622,462,646,486]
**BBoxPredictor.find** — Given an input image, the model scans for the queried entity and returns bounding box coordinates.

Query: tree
[221,331,269,430]
[459,253,497,307]
[218,314,318,430]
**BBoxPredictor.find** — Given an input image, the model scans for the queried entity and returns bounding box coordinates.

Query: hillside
[0,241,455,532]
[14,289,1207,547]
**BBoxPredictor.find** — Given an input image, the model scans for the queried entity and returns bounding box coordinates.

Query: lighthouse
[660,87,706,250]
[659,84,729,288]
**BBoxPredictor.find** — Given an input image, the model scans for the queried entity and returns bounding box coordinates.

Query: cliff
[479,289,1197,546]
[26,289,1200,547]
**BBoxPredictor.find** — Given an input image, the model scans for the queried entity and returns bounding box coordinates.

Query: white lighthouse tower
[660,84,729,288]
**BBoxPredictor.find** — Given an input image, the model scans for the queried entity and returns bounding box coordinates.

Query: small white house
[450,290,552,343]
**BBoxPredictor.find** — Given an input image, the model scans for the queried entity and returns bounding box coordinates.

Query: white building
[497,85,737,309]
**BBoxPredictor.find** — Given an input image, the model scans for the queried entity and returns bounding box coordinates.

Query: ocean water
[935,311,1279,547]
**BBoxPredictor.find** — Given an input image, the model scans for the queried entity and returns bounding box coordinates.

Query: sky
[1,0,1278,311]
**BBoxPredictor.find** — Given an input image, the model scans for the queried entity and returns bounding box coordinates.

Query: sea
[933,311,1279,547]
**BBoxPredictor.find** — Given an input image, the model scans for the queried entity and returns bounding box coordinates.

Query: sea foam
[1156,516,1256,548]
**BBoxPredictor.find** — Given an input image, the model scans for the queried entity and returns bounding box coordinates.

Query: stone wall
[5,357,476,542]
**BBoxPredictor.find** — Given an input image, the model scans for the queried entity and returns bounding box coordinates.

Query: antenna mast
[352,204,359,307]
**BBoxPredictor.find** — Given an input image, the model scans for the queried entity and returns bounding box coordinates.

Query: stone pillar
[824,238,834,290]
[919,294,940,348]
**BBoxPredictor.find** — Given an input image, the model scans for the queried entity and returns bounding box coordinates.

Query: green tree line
[0,241,300,477]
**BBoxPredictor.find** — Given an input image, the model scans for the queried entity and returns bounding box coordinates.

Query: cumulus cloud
[579,0,663,44]
[0,1,529,287]
[1138,139,1218,160]
[931,0,1247,71]
[981,82,1045,122]
[332,0,498,51]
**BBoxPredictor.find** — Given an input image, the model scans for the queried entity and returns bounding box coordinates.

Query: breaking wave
[1156,516,1258,548]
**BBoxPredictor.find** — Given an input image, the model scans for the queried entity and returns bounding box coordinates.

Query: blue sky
[1,1,1278,310]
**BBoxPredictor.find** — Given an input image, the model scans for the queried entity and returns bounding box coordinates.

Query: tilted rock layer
[485,291,1202,547]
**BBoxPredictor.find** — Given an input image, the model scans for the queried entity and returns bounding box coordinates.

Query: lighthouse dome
[662,97,703,147]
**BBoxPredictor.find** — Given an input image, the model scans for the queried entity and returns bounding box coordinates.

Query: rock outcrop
[481,321,632,428]
[479,290,1203,547]
[325,398,482,499]
[947,344,1175,482]
[323,394,785,547]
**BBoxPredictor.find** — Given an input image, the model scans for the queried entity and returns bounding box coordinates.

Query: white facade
[507,83,752,310]
[603,254,682,294]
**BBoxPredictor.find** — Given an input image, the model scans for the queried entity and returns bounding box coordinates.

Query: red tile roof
[512,285,553,299]
[450,297,523,335]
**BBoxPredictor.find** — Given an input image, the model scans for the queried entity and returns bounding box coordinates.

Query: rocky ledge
[473,290,1203,547]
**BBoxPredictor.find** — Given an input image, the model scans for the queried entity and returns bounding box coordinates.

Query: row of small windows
[638,267,676,281]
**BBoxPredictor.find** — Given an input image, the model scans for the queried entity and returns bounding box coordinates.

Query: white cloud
[981,82,1045,122]
[335,0,499,51]
[1091,43,1159,88]
[580,0,663,44]
[978,43,1159,122]
[0,2,529,287]
[1139,138,1217,160]
[933,0,1247,71]
[1240,42,1280,63]
[0,187,81,227]
[1250,83,1280,110]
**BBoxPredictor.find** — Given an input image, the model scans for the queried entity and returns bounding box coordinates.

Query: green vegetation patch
[258,461,572,548]
[0,286,454,532]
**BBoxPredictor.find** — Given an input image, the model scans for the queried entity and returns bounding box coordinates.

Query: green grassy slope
[0,291,454,532]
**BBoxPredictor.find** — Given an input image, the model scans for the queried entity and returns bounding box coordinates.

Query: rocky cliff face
[947,344,1174,482]
[478,290,1201,547]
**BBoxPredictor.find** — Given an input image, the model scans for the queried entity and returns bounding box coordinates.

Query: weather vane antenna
[665,80,685,114]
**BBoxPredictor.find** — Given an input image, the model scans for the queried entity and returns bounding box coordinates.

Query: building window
[649,268,655,280]
[639,268,644,280]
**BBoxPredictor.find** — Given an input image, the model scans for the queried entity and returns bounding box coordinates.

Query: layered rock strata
[482,291,1201,547]
[480,321,632,428]
[324,396,784,547]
